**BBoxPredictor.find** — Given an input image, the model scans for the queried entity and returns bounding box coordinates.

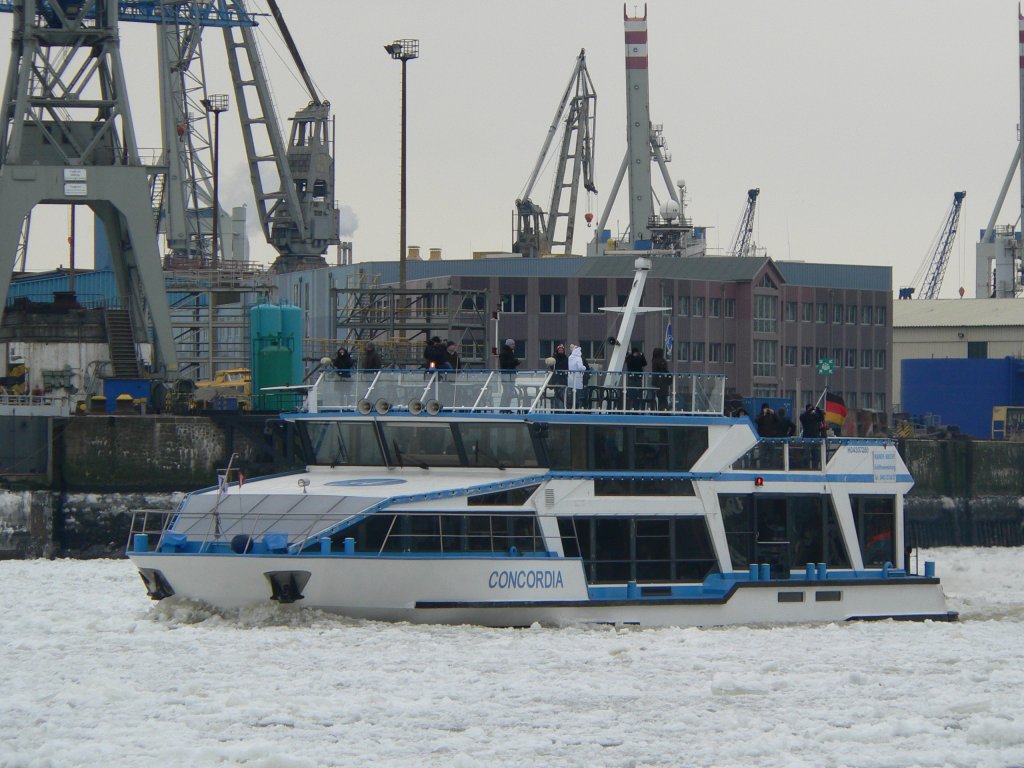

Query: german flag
[824,391,847,427]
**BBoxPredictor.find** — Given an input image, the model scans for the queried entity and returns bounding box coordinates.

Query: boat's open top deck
[305,369,727,416]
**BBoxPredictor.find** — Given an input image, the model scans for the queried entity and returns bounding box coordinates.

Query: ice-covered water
[1,547,1022,767]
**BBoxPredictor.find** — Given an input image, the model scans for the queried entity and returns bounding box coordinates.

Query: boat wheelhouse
[127,364,955,627]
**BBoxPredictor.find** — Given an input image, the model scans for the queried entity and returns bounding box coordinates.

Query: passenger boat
[128,261,955,627]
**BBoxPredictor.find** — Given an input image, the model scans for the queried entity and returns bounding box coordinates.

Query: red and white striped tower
[624,4,654,246]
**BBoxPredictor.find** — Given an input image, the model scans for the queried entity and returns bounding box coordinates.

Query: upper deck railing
[306,369,727,416]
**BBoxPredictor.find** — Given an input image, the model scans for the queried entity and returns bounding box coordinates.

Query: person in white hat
[498,338,520,408]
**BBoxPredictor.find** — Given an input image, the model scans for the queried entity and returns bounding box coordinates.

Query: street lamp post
[202,94,229,270]
[384,38,419,290]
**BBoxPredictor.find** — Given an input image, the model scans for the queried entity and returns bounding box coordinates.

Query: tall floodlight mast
[0,0,178,373]
[513,49,597,259]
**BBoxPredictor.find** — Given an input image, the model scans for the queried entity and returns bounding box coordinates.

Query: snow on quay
[1,547,1022,768]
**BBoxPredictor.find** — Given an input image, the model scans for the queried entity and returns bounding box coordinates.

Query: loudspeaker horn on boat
[357,399,373,415]
[374,398,391,415]
[425,399,442,415]
[408,400,424,415]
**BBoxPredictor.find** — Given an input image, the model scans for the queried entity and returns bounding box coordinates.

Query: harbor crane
[899,191,966,300]
[513,49,596,259]
[728,188,760,257]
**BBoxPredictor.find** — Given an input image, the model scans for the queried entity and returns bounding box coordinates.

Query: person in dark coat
[755,402,779,437]
[424,336,449,370]
[777,407,796,437]
[360,342,382,371]
[551,343,569,408]
[624,347,648,410]
[799,403,824,438]
[498,338,520,408]
[444,341,461,371]
[332,346,353,379]
[651,347,671,410]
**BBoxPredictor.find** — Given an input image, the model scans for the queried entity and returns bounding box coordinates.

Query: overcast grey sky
[5,1,1022,299]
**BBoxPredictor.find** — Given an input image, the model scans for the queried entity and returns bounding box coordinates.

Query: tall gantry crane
[900,191,966,300]
[728,188,759,257]
[513,49,596,259]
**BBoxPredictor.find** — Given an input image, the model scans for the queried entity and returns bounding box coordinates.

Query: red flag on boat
[824,391,847,427]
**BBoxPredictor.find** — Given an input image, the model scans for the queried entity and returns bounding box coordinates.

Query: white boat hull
[130,552,955,628]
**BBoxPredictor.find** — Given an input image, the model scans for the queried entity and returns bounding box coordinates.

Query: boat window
[372,513,545,554]
[457,423,539,468]
[467,485,539,506]
[720,493,850,572]
[541,424,585,469]
[594,477,695,496]
[851,495,896,566]
[564,516,718,584]
[592,426,627,470]
[382,423,461,467]
[303,421,385,466]
[329,513,395,553]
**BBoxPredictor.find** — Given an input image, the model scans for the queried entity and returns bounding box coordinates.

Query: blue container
[249,302,282,341]
[133,533,149,553]
[748,564,759,581]
[758,563,771,581]
[103,378,151,413]
[343,537,355,554]
[816,563,827,580]
[319,537,331,554]
[626,580,640,598]
[805,563,816,580]
[924,560,936,578]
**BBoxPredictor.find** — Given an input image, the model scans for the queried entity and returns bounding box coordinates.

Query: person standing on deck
[498,339,520,408]
[567,344,586,410]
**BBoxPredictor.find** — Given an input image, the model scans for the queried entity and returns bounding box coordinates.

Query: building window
[784,346,797,366]
[709,343,722,363]
[801,346,813,366]
[816,347,828,365]
[581,340,603,361]
[845,349,857,368]
[874,350,885,370]
[846,305,858,324]
[861,349,872,369]
[710,297,721,318]
[861,305,873,325]
[677,342,689,362]
[833,303,843,324]
[500,294,526,313]
[461,292,486,310]
[540,294,565,313]
[661,292,674,314]
[461,340,486,361]
[817,303,827,323]
[678,297,689,317]
[967,341,988,359]
[693,297,705,317]
[692,342,705,362]
[758,274,778,289]
[802,303,813,322]
[832,348,843,368]
[753,340,777,377]
[540,340,559,358]
[753,295,778,333]
[876,392,886,411]
[580,294,605,314]
[724,343,736,364]
[875,306,887,325]
[847,392,858,409]
[784,301,797,322]
[617,294,629,307]
[724,298,735,318]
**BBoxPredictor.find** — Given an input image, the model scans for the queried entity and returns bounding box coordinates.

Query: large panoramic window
[335,513,545,555]
[719,494,851,574]
[558,515,717,584]
[304,421,385,466]
[852,495,896,567]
